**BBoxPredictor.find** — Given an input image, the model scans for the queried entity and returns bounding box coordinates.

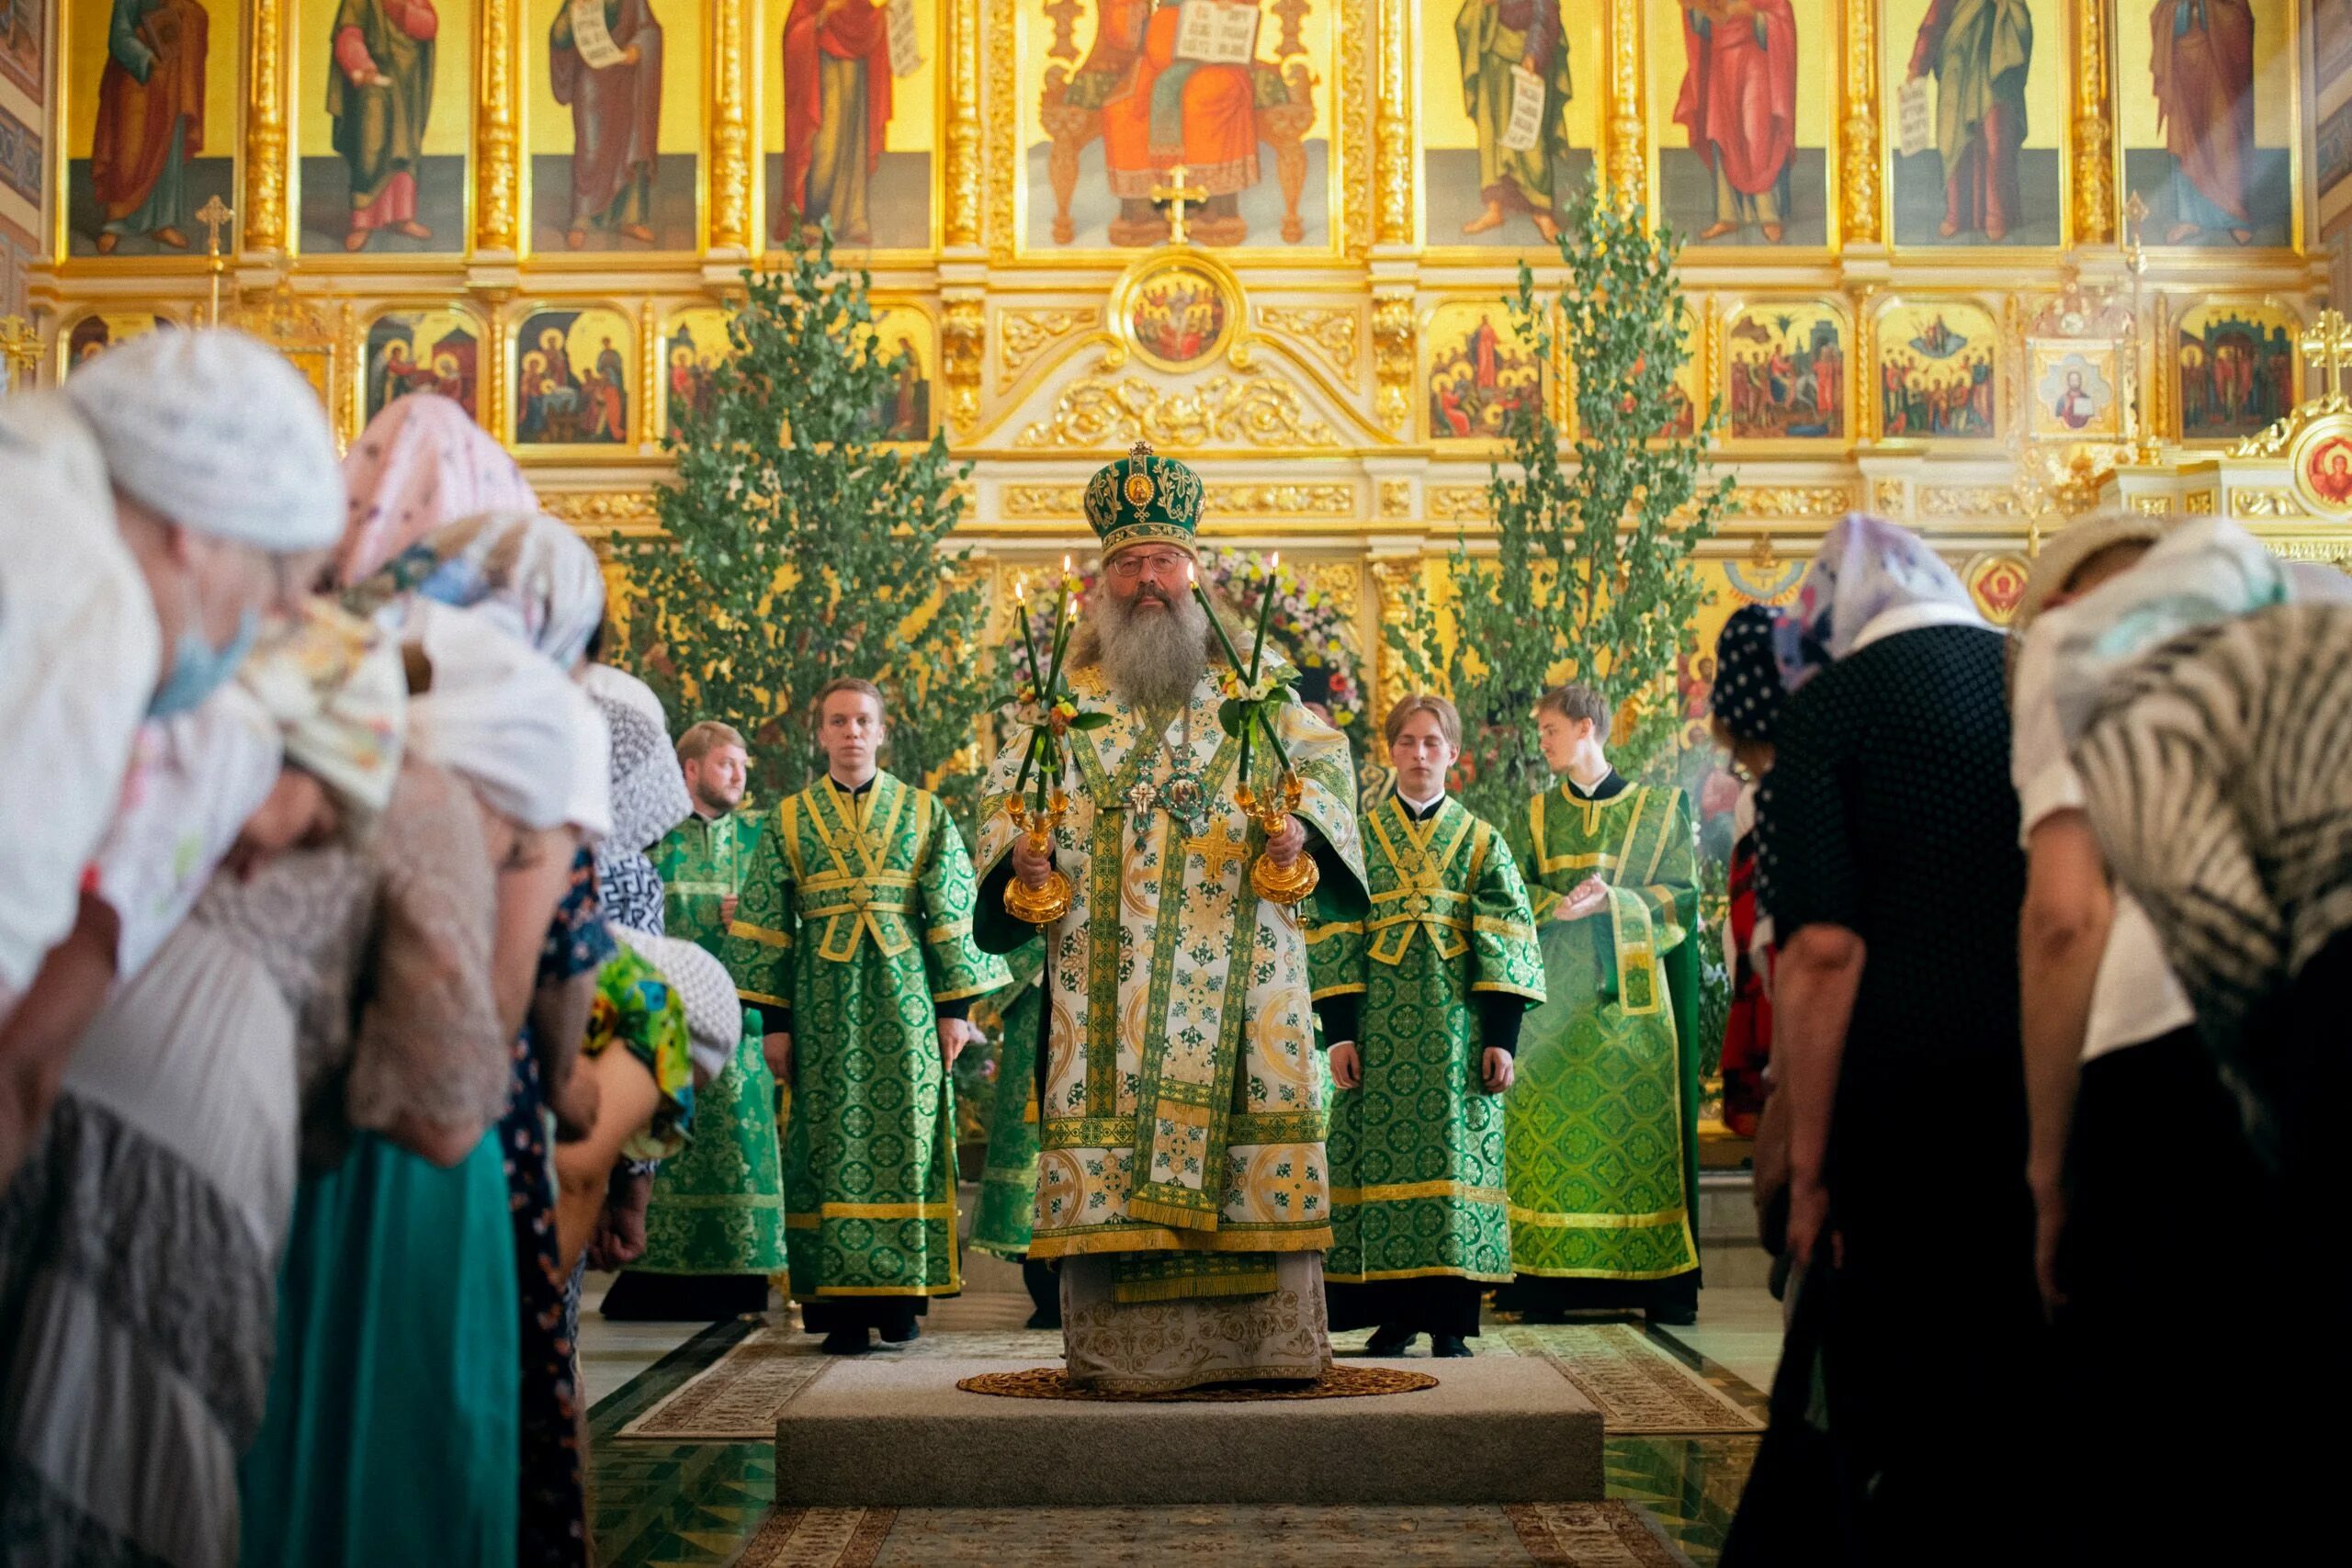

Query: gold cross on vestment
[1150,164,1207,246]
[2301,309,2352,400]
[1186,818,1251,882]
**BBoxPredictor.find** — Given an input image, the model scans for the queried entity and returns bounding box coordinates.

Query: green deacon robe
[972,663,1368,1303]
[969,942,1046,1258]
[328,0,435,210]
[1503,777,1702,1283]
[636,809,786,1276]
[725,772,1009,1305]
[1308,795,1545,1285]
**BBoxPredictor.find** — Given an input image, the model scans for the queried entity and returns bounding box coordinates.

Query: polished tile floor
[580,1262,1780,1568]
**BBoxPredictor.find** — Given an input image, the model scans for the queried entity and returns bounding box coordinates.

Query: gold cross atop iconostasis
[2300,310,2352,401]
[1150,164,1208,247]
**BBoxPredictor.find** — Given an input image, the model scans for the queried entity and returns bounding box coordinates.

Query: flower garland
[1001,548,1368,754]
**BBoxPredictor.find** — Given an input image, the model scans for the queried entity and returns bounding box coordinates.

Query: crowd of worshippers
[3,325,2346,1568]
[1713,513,2350,1566]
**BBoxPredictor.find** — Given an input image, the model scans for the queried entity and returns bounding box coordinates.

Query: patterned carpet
[731,1502,1696,1566]
[621,1318,1760,1440]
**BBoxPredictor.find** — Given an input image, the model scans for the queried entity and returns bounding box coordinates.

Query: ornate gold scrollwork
[999,308,1100,383]
[1013,374,1341,451]
[476,0,522,253]
[1372,293,1414,435]
[710,0,753,253]
[243,0,288,254]
[942,296,986,434]
[1838,0,1881,245]
[2070,0,2115,245]
[1260,306,1361,381]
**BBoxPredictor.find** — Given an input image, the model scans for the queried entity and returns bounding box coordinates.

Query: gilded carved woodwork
[1838,0,1881,246]
[1377,478,1413,519]
[476,0,522,253]
[1872,477,1908,516]
[942,295,986,434]
[998,307,1099,383]
[544,490,667,536]
[1259,306,1361,381]
[1374,0,1412,246]
[1727,485,1858,521]
[1340,0,1375,257]
[1919,486,2021,519]
[2232,489,2307,518]
[2070,0,2115,245]
[243,0,288,255]
[1603,0,1646,209]
[710,0,754,254]
[1372,292,1414,435]
[1369,556,1422,723]
[1001,480,1355,520]
[1012,373,1342,450]
[1428,485,1492,522]
[2184,490,2216,514]
[945,0,984,248]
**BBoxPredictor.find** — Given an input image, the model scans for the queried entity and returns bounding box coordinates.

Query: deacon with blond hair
[1312,694,1544,1357]
[602,717,791,1322]
[726,680,1008,1354]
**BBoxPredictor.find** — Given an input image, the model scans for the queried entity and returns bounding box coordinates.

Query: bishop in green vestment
[602,721,788,1322]
[974,444,1370,1394]
[1311,696,1545,1355]
[726,682,1009,1354]
[1498,685,1703,1324]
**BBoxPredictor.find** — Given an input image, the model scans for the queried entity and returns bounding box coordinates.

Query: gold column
[1369,557,1422,735]
[2148,292,2173,442]
[338,301,361,446]
[243,0,289,254]
[476,0,523,254]
[710,0,754,253]
[484,305,509,442]
[2071,0,2116,244]
[639,300,661,446]
[942,296,984,434]
[1373,290,1414,434]
[944,0,984,248]
[1374,0,1412,245]
[1838,0,1882,246]
[1602,0,1646,209]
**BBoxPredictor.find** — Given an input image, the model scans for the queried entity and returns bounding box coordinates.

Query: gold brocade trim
[924,919,974,942]
[1468,981,1546,999]
[1472,918,1534,939]
[730,922,791,948]
[1509,1262,1703,1281]
[1026,1224,1334,1259]
[930,979,1000,1004]
[801,1201,959,1220]
[802,1284,957,1298]
[1508,1205,1688,1230]
[738,988,790,1010]
[1309,982,1368,1001]
[1325,1265,1513,1284]
[1330,1179,1508,1206]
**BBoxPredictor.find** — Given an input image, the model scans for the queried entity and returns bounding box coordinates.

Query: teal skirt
[240,1130,519,1568]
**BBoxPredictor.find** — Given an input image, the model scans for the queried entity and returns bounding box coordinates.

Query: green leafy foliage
[616,227,991,825]
[1391,173,1731,830]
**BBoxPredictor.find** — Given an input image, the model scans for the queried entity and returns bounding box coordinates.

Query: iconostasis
[12,0,2347,705]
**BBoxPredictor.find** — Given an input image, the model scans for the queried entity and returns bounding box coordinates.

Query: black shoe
[1645,1303,1699,1327]
[877,1320,920,1345]
[820,1328,871,1355]
[1024,1307,1062,1330]
[1364,1325,1418,1357]
[1430,1335,1473,1358]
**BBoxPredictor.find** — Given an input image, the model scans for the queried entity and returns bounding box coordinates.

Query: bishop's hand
[1012,833,1055,889]
[1327,1042,1362,1090]
[1263,814,1306,869]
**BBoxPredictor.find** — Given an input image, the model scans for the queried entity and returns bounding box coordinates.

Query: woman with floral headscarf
[1734,514,2042,1562]
[337,393,537,587]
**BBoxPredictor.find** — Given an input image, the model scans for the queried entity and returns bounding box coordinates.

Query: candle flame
[1271,550,1280,571]
[1062,552,1072,573]
[1014,580,1026,603]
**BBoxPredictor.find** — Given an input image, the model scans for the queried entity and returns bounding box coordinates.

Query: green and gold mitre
[1084,440,1204,558]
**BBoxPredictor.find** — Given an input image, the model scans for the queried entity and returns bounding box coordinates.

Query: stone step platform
[775,1357,1603,1508]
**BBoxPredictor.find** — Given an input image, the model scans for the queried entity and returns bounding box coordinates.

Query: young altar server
[725,678,1011,1353]
[1312,694,1546,1356]
[1498,683,1704,1325]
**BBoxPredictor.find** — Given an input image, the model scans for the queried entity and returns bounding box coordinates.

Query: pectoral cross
[2301,309,2352,401]
[1150,164,1207,246]
[197,196,232,325]
[1185,818,1251,882]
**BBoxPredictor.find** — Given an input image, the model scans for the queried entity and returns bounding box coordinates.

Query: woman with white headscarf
[0,329,344,1185]
[344,508,621,1568]
[1732,515,2043,1563]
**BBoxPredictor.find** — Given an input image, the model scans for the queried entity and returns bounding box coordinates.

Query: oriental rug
[728,1502,1695,1567]
[624,1319,1758,1439]
[953,1363,1437,1401]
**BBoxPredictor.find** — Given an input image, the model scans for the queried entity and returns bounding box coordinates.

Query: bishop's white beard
[1092,587,1211,712]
